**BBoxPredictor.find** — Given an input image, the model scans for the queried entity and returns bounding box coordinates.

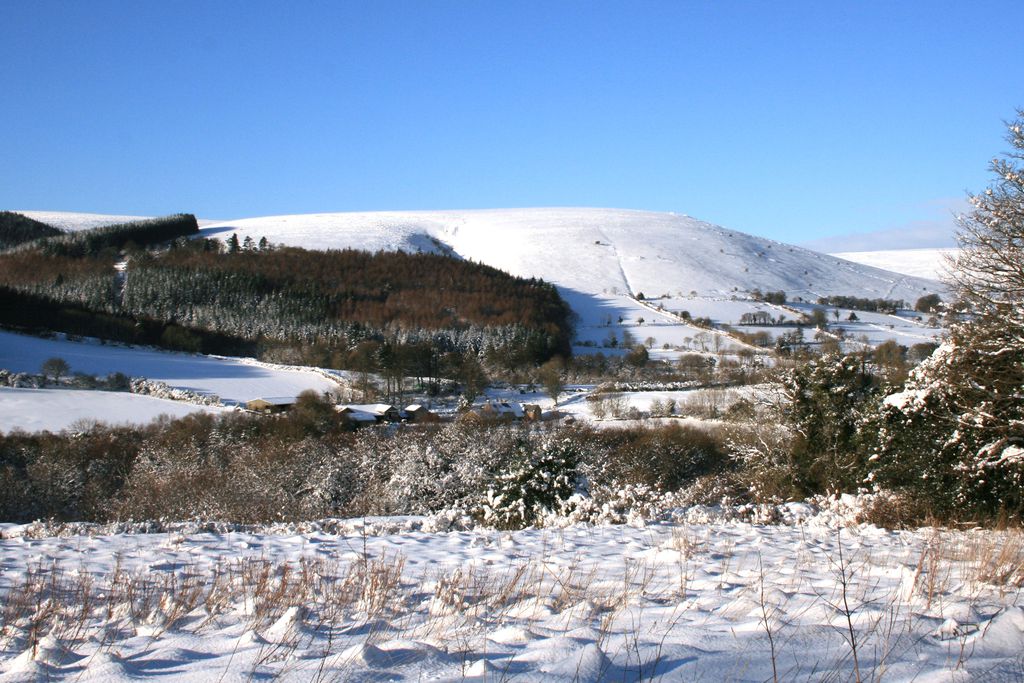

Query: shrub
[479,434,580,529]
[582,423,729,493]
[782,352,882,494]
[914,293,942,313]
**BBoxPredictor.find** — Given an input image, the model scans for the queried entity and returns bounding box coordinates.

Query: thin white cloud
[802,198,968,252]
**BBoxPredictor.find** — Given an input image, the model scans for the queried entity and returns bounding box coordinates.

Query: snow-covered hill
[831,248,957,281]
[11,209,947,303]
[203,208,940,301]
[15,210,153,231]
[202,208,945,352]
[8,209,947,352]
[13,210,222,231]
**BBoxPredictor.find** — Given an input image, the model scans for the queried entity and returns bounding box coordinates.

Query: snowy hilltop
[202,207,941,303]
[196,208,945,354]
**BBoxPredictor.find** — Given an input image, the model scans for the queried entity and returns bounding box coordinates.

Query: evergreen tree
[873,111,1024,518]
[480,435,580,529]
[450,352,488,404]
[783,352,881,494]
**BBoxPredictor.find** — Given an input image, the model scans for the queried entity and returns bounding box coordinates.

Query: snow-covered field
[831,248,958,281]
[561,384,770,419]
[784,302,943,348]
[0,330,343,407]
[0,387,233,434]
[1,511,1021,681]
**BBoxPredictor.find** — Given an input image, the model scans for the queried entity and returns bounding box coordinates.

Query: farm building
[479,401,525,421]
[336,403,401,423]
[245,397,295,413]
[404,404,440,423]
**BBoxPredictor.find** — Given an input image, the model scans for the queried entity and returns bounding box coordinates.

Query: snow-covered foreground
[1,513,1021,681]
[0,330,343,406]
[0,387,232,434]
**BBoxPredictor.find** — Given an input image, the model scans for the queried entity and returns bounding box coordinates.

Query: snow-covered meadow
[0,329,353,433]
[0,330,344,406]
[0,506,1021,681]
[0,387,233,434]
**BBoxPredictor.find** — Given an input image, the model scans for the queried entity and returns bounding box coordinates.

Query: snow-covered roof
[337,403,396,416]
[482,401,524,417]
[248,396,296,406]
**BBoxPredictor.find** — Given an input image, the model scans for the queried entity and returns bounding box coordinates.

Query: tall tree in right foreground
[873,111,1024,519]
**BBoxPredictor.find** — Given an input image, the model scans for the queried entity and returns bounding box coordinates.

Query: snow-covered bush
[478,433,580,529]
[872,341,1024,518]
[129,377,221,405]
[1,409,737,527]
[114,417,355,522]
[580,422,731,498]
[347,423,503,515]
[780,351,882,494]
[727,423,800,502]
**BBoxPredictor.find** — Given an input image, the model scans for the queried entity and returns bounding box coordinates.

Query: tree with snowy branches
[872,111,1024,518]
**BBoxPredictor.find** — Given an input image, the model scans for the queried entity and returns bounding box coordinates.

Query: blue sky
[2,1,1022,248]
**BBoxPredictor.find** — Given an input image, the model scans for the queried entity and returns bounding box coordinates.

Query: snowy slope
[203,208,942,303]
[13,210,222,230]
[202,209,945,352]
[831,248,958,281]
[0,330,343,406]
[0,387,233,434]
[13,209,946,303]
[14,210,153,231]
[7,208,948,354]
